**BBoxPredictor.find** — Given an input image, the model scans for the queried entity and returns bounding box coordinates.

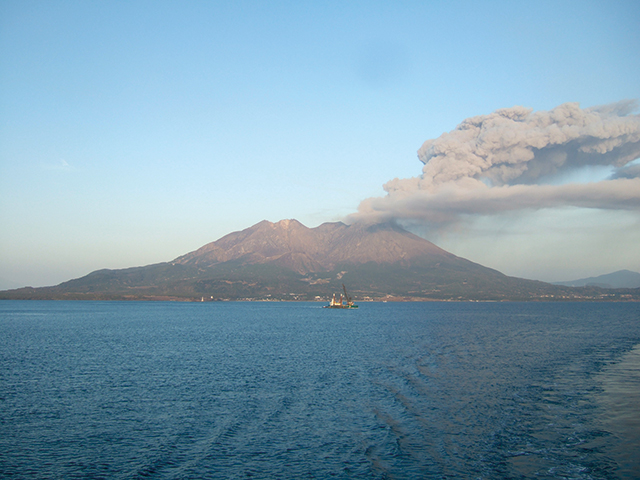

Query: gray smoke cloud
[352,101,640,227]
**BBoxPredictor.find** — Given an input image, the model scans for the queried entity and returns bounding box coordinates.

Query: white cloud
[42,159,72,171]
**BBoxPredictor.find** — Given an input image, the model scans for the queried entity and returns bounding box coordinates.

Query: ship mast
[342,284,353,306]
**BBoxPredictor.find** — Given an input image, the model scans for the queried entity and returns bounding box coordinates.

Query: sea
[1,300,639,479]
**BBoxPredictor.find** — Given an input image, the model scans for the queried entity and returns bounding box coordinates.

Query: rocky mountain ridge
[174,219,454,273]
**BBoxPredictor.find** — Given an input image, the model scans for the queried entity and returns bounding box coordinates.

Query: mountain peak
[173,218,456,274]
[254,218,304,229]
[274,218,300,229]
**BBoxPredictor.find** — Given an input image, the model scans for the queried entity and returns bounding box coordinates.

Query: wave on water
[0,300,639,479]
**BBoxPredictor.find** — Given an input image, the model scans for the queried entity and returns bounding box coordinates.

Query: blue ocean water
[0,300,639,479]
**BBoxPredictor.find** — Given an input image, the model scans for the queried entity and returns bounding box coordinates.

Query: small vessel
[324,284,358,309]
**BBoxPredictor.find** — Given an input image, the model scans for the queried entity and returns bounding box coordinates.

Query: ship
[324,284,358,309]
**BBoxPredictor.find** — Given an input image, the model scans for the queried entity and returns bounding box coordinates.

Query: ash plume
[352,101,640,227]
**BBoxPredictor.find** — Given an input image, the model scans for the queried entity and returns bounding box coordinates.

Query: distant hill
[553,270,640,289]
[1,220,638,301]
[0,276,22,291]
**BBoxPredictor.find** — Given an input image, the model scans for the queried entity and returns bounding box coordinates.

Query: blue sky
[1,0,639,288]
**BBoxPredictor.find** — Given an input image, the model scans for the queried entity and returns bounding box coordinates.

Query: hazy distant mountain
[0,276,21,291]
[1,220,637,301]
[553,270,640,289]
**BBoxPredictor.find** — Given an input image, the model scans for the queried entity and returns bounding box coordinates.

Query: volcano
[0,219,614,301]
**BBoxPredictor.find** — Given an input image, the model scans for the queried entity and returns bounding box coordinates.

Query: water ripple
[1,300,639,479]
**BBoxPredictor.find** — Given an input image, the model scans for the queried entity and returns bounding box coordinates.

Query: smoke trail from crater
[351,101,640,228]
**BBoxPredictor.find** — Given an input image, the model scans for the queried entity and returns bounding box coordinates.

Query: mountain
[553,270,640,289]
[0,276,22,291]
[173,219,454,273]
[1,219,637,301]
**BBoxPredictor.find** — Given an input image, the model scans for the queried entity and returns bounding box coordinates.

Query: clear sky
[1,0,639,289]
